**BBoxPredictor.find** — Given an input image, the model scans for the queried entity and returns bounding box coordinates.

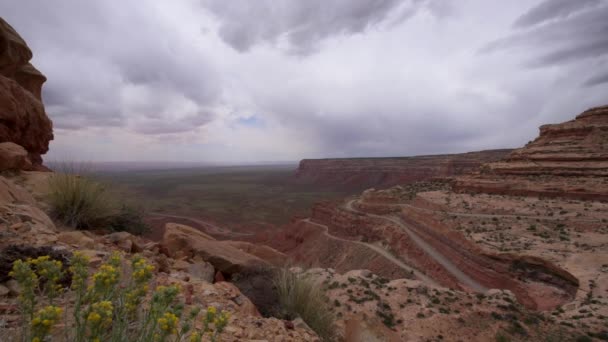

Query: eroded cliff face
[0,18,53,170]
[296,149,512,190]
[454,106,608,200]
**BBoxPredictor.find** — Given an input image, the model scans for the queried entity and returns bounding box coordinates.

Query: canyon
[1,15,607,342]
[295,149,512,190]
[252,106,608,340]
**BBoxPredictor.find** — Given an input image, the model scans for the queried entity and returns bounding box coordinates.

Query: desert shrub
[47,169,149,235]
[6,252,229,342]
[48,171,114,229]
[106,204,149,235]
[274,268,335,341]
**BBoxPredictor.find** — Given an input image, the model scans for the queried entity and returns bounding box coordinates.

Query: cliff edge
[0,17,53,171]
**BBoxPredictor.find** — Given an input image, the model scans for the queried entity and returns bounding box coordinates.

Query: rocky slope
[262,107,608,339]
[454,106,608,200]
[295,149,511,190]
[0,18,53,171]
[0,172,320,341]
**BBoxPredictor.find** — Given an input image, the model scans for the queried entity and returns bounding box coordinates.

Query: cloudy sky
[2,0,607,163]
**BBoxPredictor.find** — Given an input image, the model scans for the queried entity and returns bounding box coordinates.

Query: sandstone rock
[0,176,36,205]
[161,223,267,275]
[58,231,95,249]
[104,231,142,253]
[0,18,53,169]
[187,261,215,283]
[213,281,261,317]
[161,222,215,259]
[0,142,31,171]
[454,105,608,200]
[223,241,287,267]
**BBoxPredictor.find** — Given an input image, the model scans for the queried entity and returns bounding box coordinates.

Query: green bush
[274,268,335,341]
[47,170,148,235]
[48,172,114,229]
[107,204,149,235]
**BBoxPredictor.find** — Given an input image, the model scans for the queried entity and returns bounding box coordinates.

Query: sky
[2,0,607,163]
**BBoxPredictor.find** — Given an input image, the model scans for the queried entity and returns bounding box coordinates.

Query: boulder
[0,142,31,171]
[58,231,95,249]
[223,241,287,267]
[104,231,143,253]
[187,261,215,283]
[161,223,215,259]
[161,223,268,275]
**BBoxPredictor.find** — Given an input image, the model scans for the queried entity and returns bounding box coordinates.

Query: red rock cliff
[0,18,53,170]
[295,149,512,190]
[454,105,608,200]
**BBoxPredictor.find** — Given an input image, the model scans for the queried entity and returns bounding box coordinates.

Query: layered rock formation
[455,106,608,200]
[0,18,53,170]
[296,149,511,190]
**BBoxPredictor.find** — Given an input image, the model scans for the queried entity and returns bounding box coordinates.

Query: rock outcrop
[0,18,53,170]
[296,149,511,190]
[454,106,608,200]
[161,223,286,277]
[0,172,321,341]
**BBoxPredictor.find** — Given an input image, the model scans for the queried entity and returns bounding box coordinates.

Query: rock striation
[296,149,511,190]
[454,105,608,200]
[0,18,53,170]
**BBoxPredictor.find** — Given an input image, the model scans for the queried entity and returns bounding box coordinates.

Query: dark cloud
[1,1,606,163]
[482,1,608,83]
[584,72,608,87]
[202,0,439,55]
[0,1,219,134]
[513,0,602,28]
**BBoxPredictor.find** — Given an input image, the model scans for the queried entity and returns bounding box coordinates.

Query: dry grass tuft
[274,268,335,341]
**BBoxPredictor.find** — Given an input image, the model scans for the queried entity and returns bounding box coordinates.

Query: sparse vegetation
[48,171,114,229]
[5,252,229,342]
[274,268,335,341]
[47,169,148,235]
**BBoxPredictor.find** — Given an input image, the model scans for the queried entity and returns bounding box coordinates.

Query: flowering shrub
[9,251,230,342]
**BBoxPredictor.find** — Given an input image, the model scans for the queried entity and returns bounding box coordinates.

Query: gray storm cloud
[0,1,220,133]
[513,0,603,28]
[202,0,442,55]
[0,0,606,162]
[484,0,608,87]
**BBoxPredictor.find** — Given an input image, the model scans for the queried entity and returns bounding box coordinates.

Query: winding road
[301,218,438,286]
[344,200,488,293]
